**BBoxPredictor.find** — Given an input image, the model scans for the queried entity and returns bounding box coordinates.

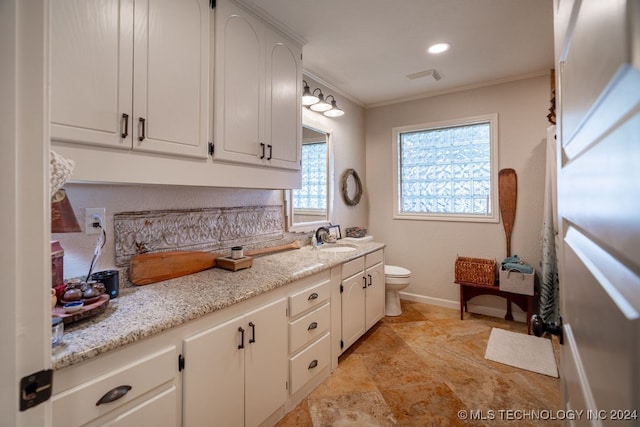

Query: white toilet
[384,265,412,316]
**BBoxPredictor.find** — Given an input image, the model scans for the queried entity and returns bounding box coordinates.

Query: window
[293,141,327,213]
[392,114,498,222]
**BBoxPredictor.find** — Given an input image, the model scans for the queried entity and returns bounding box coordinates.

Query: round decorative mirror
[341,168,362,206]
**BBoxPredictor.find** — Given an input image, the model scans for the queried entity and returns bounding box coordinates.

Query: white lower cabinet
[52,344,180,427]
[182,298,287,427]
[340,250,385,352]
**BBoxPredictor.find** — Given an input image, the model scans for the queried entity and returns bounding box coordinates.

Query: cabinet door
[50,0,133,149]
[183,316,245,427]
[264,31,301,170]
[133,0,209,158]
[365,262,385,329]
[213,0,264,165]
[244,298,287,427]
[341,273,367,350]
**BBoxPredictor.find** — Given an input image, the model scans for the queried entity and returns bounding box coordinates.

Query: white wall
[365,75,550,315]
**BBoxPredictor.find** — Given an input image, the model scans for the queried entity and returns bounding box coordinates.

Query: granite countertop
[52,240,385,370]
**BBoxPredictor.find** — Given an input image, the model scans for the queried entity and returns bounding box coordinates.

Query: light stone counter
[52,240,385,370]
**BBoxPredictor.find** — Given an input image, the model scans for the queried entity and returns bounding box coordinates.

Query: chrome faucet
[315,226,330,244]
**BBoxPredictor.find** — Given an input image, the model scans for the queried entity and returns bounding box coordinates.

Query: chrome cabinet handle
[308,360,318,370]
[307,321,318,331]
[138,117,146,141]
[96,385,132,406]
[120,113,129,138]
[308,292,319,300]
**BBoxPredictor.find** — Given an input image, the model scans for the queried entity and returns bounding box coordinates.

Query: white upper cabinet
[50,0,210,159]
[213,0,302,170]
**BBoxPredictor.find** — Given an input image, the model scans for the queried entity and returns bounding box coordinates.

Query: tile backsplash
[114,205,283,266]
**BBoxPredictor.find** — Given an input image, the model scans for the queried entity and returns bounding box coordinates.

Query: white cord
[86,215,106,281]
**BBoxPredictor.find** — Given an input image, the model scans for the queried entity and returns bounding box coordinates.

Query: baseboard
[398,291,528,323]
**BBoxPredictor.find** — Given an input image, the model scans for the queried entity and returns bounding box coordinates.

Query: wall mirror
[285,123,333,232]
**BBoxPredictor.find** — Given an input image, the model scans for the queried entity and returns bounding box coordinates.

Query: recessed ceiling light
[427,42,451,54]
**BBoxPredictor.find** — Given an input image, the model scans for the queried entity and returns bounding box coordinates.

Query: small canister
[51,317,63,346]
[231,246,243,259]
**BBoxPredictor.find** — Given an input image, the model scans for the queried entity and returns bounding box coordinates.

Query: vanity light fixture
[301,80,319,106]
[427,42,451,54]
[309,90,332,112]
[323,95,344,117]
[302,82,345,117]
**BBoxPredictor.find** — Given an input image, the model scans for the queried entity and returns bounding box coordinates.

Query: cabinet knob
[308,359,318,370]
[96,385,132,406]
[307,321,318,331]
[308,292,319,300]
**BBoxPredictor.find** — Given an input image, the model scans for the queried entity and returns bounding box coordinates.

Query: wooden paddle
[498,168,517,257]
[244,240,300,257]
[130,251,221,285]
[129,241,302,285]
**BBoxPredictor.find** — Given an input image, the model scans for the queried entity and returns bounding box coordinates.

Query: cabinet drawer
[289,302,330,353]
[365,249,384,268]
[52,346,176,427]
[289,278,330,317]
[342,256,365,279]
[289,333,330,395]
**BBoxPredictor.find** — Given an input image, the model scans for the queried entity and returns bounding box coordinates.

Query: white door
[50,0,133,149]
[182,316,245,427]
[264,32,302,170]
[365,262,385,329]
[244,298,286,427]
[213,0,264,165]
[2,0,52,425]
[341,273,366,350]
[555,0,640,422]
[133,0,209,158]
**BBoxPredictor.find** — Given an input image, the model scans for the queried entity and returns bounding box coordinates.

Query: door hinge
[19,369,53,411]
[208,142,214,156]
[178,354,185,371]
[210,0,216,9]
[340,340,344,349]
[340,284,343,293]
[285,381,288,390]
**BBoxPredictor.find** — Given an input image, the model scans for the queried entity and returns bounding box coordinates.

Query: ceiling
[239,0,555,107]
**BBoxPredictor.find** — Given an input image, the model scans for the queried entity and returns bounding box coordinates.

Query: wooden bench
[455,280,537,334]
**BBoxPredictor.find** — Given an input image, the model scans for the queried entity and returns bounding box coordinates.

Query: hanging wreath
[341,168,363,206]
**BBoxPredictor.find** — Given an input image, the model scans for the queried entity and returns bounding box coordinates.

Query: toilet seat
[385,265,411,278]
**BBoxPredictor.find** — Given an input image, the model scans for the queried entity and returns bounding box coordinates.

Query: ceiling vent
[406,69,441,82]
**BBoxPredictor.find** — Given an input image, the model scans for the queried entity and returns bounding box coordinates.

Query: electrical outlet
[85,208,106,235]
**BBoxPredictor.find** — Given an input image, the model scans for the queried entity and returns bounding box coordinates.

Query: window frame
[392,113,499,223]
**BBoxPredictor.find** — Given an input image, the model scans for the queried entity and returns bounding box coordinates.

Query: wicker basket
[455,257,496,285]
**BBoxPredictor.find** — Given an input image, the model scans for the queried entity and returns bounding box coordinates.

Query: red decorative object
[51,240,64,288]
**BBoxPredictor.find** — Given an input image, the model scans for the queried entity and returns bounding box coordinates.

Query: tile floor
[276,300,561,426]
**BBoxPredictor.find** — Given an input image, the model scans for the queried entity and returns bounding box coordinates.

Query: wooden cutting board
[130,251,220,285]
